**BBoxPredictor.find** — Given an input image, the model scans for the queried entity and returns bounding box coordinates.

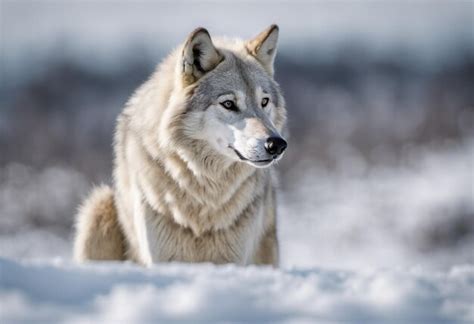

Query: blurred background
[0,0,472,270]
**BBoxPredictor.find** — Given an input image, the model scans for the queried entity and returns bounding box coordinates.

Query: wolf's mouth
[229,146,273,164]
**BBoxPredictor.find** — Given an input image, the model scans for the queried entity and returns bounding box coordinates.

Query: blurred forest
[0,1,473,269]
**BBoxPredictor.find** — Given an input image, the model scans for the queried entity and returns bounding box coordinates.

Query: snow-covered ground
[280,139,474,271]
[0,140,472,322]
[1,258,473,323]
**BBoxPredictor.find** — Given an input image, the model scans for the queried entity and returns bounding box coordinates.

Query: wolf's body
[74,26,287,267]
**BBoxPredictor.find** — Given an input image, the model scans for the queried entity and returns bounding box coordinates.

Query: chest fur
[135,146,268,232]
[129,148,270,264]
[143,192,266,264]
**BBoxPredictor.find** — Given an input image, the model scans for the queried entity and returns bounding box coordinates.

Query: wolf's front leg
[252,181,279,267]
[252,224,279,267]
[128,187,156,267]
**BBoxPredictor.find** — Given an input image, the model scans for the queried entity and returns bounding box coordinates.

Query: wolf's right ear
[181,28,222,85]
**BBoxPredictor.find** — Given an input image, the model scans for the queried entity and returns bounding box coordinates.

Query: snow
[280,139,474,270]
[0,108,472,324]
[0,140,472,323]
[1,258,473,323]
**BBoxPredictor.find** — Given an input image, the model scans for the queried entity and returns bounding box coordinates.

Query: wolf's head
[171,25,287,169]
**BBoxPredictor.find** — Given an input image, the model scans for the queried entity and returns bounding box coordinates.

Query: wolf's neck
[153,147,266,235]
[170,146,258,204]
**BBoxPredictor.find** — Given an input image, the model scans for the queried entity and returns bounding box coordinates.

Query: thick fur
[74,25,287,267]
[74,185,125,261]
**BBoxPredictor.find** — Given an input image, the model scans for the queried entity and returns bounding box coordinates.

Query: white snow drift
[1,258,473,323]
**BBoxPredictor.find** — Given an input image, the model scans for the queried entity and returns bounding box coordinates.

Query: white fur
[74,25,287,267]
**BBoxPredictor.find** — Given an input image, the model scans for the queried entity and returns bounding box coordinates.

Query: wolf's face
[180,26,287,168]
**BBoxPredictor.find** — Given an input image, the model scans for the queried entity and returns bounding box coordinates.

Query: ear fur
[246,24,279,75]
[182,27,222,85]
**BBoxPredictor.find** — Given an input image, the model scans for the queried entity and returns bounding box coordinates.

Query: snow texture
[1,258,473,323]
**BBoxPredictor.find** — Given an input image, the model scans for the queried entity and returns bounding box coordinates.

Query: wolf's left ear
[182,28,222,85]
[246,24,279,76]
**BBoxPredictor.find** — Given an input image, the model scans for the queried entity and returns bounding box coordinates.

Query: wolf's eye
[261,98,270,108]
[220,100,238,111]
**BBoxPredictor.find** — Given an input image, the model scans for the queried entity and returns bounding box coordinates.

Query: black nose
[265,137,287,156]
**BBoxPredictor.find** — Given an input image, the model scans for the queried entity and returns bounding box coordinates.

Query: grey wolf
[74,25,288,267]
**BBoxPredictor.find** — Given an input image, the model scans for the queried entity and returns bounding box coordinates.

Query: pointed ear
[246,24,279,75]
[182,27,222,85]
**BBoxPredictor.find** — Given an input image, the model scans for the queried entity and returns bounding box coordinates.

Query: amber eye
[261,98,270,108]
[220,100,238,111]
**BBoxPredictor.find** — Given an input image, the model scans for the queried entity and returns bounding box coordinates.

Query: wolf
[74,25,288,267]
